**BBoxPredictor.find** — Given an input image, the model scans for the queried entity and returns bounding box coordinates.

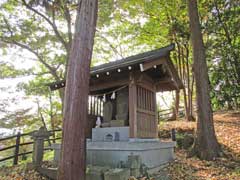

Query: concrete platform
[92,127,129,142]
[87,140,175,169]
[52,140,175,170]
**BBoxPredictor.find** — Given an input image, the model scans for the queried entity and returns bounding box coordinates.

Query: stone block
[101,122,110,128]
[51,143,61,163]
[127,155,141,169]
[127,155,141,177]
[110,120,125,127]
[86,165,109,180]
[92,127,129,142]
[37,167,57,180]
[104,168,130,180]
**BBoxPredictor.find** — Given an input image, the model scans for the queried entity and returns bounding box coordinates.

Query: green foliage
[0,62,32,78]
[204,0,240,109]
[0,108,39,130]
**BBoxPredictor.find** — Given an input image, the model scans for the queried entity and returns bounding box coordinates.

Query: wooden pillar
[154,89,158,138]
[129,73,137,138]
[13,132,21,165]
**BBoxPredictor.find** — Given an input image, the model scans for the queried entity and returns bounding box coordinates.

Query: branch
[213,0,232,44]
[62,3,72,50]
[1,37,60,81]
[21,0,68,51]
[3,17,14,37]
[97,31,125,59]
[30,71,51,76]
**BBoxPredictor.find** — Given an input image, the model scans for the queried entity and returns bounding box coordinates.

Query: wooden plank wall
[136,85,157,138]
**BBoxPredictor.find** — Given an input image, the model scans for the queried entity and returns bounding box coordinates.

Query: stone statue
[95,116,101,128]
[103,100,113,123]
[116,88,129,123]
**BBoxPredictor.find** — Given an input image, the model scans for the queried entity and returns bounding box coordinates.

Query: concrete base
[52,140,175,170]
[87,140,175,169]
[92,127,129,142]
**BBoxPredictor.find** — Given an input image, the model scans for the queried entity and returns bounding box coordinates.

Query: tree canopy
[0,0,239,134]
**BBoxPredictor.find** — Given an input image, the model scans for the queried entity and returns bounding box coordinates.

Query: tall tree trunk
[187,0,221,160]
[58,1,98,180]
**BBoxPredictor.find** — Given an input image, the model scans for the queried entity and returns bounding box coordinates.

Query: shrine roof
[49,44,183,91]
[91,43,175,75]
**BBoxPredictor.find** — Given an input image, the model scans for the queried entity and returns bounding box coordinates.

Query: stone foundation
[52,140,175,171]
[52,127,175,175]
[87,140,175,170]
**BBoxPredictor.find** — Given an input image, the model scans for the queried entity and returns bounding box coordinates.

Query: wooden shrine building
[50,44,183,139]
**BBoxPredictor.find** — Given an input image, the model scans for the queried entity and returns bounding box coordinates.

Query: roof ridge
[91,43,175,74]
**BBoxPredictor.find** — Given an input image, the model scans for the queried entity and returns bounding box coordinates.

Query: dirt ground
[158,111,240,180]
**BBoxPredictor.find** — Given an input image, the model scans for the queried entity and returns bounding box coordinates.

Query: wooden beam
[90,78,129,92]
[136,73,155,92]
[137,108,155,116]
[154,77,173,85]
[129,73,137,138]
[141,57,166,72]
[165,56,184,89]
[156,83,177,92]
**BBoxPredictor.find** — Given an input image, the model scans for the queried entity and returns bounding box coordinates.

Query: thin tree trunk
[187,0,221,160]
[181,47,191,121]
[185,43,194,121]
[173,90,180,120]
[58,1,98,180]
[190,74,195,117]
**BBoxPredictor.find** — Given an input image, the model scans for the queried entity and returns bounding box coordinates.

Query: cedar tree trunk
[187,0,221,160]
[58,1,98,180]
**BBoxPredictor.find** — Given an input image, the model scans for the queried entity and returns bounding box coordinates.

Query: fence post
[13,132,21,165]
[171,128,176,141]
[31,127,51,168]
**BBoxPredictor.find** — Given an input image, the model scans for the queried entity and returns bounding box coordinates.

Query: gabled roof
[91,44,175,75]
[49,44,183,91]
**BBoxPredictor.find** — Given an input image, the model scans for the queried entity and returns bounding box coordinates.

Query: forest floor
[157,111,240,180]
[0,111,239,180]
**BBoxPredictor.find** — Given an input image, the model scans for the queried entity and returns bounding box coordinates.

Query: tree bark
[187,0,221,160]
[170,90,180,120]
[58,1,98,180]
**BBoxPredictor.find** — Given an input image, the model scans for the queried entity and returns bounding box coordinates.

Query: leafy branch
[21,0,69,52]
